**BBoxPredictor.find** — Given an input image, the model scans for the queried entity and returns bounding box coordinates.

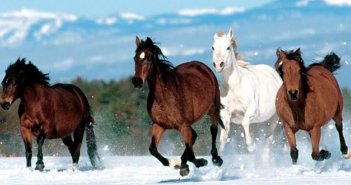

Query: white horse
[212,28,282,153]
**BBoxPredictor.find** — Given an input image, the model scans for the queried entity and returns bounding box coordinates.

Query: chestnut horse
[132,37,224,176]
[275,48,351,164]
[0,59,102,171]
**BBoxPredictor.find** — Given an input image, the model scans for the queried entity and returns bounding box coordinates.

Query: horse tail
[320,52,341,72]
[77,87,103,169]
[86,124,104,169]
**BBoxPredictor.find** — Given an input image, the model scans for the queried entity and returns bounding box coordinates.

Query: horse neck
[221,47,242,91]
[21,83,47,105]
[147,64,178,98]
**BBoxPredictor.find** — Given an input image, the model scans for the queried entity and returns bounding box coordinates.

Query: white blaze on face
[139,52,145,59]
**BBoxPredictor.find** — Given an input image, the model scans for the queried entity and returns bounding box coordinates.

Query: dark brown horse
[132,37,223,176]
[0,58,102,171]
[275,48,351,164]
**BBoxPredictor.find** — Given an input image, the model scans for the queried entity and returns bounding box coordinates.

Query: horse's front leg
[20,126,33,168]
[310,127,330,161]
[242,103,258,152]
[283,123,298,164]
[219,109,231,153]
[179,125,207,176]
[149,123,179,168]
[242,116,255,152]
[35,131,46,171]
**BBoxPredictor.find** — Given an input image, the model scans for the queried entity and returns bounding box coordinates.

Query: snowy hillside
[0,0,350,88]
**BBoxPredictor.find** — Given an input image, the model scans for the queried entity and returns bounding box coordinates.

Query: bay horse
[0,58,103,171]
[212,28,282,154]
[132,36,223,176]
[275,48,351,164]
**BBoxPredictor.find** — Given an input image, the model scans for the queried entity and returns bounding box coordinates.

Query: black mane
[137,37,175,71]
[308,52,341,73]
[5,58,50,86]
[137,37,176,83]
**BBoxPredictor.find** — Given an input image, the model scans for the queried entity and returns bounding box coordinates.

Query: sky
[0,0,273,18]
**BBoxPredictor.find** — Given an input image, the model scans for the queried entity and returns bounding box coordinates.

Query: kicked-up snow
[1,153,351,185]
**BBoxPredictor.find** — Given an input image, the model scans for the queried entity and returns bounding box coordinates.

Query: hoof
[247,142,256,152]
[180,164,190,177]
[312,150,331,161]
[212,156,223,167]
[168,159,181,169]
[343,151,351,159]
[193,158,208,168]
[321,150,331,160]
[35,163,45,171]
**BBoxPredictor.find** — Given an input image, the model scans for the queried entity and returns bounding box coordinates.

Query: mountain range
[0,0,350,88]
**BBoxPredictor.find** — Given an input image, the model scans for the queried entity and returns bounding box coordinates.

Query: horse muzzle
[132,77,144,89]
[1,102,11,110]
[287,90,299,101]
[213,62,224,72]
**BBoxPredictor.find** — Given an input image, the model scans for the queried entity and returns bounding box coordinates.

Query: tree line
[1,77,351,157]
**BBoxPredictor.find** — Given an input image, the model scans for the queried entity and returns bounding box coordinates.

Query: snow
[4,120,351,184]
[0,8,77,45]
[1,150,351,184]
[178,7,245,17]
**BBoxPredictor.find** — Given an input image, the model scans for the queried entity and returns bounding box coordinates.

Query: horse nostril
[1,102,11,110]
[132,77,143,89]
[288,90,299,100]
[220,62,224,67]
[213,62,216,68]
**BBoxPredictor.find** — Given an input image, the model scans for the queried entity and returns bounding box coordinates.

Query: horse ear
[276,48,282,56]
[146,37,153,45]
[276,48,286,58]
[135,36,141,46]
[296,48,301,55]
[227,27,233,38]
[214,32,219,40]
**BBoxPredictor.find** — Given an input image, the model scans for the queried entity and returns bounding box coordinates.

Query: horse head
[0,58,49,110]
[212,27,237,72]
[132,36,171,89]
[276,48,305,101]
[132,36,153,89]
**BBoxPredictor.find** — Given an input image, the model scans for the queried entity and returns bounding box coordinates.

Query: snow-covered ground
[2,120,351,184]
[1,151,351,185]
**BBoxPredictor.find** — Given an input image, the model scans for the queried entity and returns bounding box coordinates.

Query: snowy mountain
[0,0,350,88]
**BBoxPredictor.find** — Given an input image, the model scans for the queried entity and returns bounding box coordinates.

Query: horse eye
[226,47,230,50]
[212,46,214,51]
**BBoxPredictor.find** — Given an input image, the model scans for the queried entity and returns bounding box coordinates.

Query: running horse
[275,48,351,164]
[0,59,103,171]
[212,28,282,154]
[132,36,224,176]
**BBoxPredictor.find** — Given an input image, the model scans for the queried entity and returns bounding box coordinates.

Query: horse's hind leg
[334,120,351,158]
[179,125,207,176]
[62,124,84,167]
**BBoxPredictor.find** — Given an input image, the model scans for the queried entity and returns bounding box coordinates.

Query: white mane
[215,31,249,68]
